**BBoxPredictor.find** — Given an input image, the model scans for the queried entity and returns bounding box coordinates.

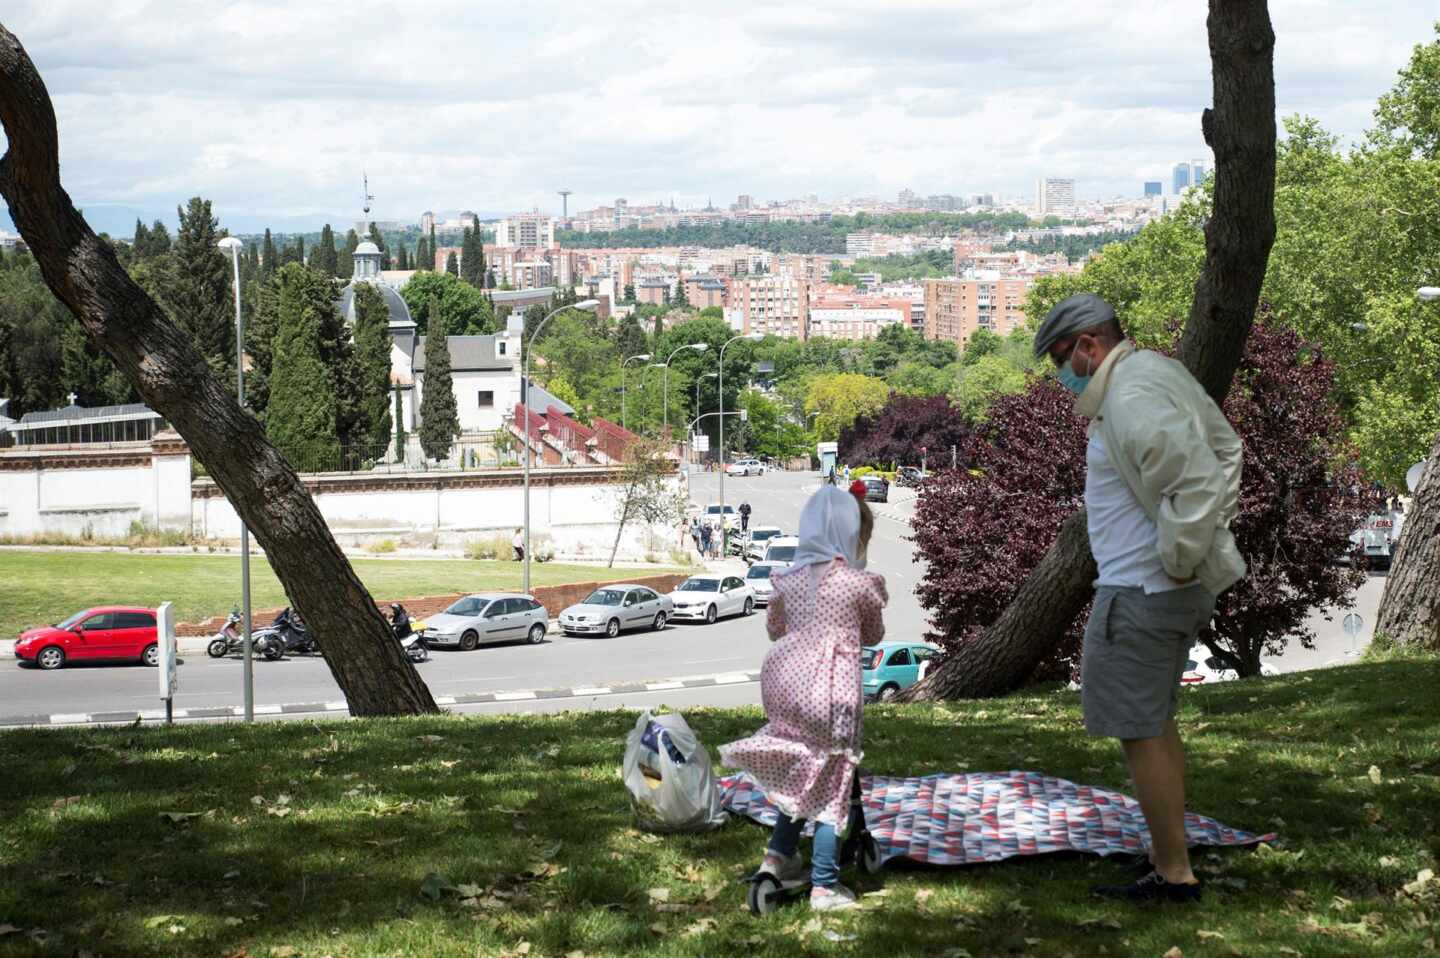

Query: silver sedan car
[416,593,549,650]
[559,584,673,638]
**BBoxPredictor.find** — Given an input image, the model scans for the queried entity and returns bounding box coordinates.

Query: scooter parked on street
[253,607,317,660]
[205,610,245,658]
[390,603,428,663]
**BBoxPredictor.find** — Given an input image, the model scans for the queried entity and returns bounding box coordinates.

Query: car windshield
[443,597,483,616]
[57,610,89,629]
[766,545,796,562]
[861,648,880,669]
[583,589,625,606]
[706,505,734,515]
[678,578,720,592]
[750,529,780,541]
[746,566,772,579]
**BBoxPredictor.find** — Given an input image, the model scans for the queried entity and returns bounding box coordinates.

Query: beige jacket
[1076,342,1247,597]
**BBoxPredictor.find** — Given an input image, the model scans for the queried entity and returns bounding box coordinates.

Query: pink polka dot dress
[720,560,888,828]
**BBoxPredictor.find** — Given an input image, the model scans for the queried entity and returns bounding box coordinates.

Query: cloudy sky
[1,1,1436,231]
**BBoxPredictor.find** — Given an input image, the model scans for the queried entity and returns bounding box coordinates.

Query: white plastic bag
[622,710,727,833]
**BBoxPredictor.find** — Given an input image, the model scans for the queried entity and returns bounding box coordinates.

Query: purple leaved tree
[839,393,972,470]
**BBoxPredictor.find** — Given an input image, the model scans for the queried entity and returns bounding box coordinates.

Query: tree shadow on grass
[0,661,1435,956]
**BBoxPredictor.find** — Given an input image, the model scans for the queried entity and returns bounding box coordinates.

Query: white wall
[0,445,192,539]
[449,369,522,432]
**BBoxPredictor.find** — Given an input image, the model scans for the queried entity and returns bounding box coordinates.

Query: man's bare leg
[1121,720,1196,885]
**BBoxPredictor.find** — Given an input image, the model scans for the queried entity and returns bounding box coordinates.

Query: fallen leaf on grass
[1197,930,1225,941]
[159,811,204,824]
[223,917,245,927]
[1164,948,1183,958]
[1368,765,1383,785]
[142,915,184,929]
[646,887,671,903]
[454,883,486,898]
[0,924,20,936]
[221,948,248,958]
[684,918,718,937]
[416,735,446,744]
[825,930,858,942]
[1404,868,1436,896]
[1077,917,1122,931]
[270,947,299,958]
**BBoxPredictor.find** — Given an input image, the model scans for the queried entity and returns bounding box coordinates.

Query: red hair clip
[849,479,868,502]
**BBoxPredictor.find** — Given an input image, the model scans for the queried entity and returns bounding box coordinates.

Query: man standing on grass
[1034,293,1246,904]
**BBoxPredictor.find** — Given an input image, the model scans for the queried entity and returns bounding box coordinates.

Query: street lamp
[216,236,253,722]
[694,372,718,466]
[719,332,764,518]
[662,343,708,434]
[620,353,651,433]
[523,298,600,593]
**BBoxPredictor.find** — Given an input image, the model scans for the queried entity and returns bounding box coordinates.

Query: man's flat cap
[1033,293,1117,358]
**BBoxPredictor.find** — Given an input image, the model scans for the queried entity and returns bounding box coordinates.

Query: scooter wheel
[747,874,782,917]
[262,645,284,661]
[207,639,229,658]
[860,834,883,875]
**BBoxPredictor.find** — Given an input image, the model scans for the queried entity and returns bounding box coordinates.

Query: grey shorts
[1081,584,1216,740]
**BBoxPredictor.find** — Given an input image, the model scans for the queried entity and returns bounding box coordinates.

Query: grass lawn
[0,550,685,636]
[1,658,1438,957]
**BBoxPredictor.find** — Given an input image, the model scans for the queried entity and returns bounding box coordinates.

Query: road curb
[0,670,764,729]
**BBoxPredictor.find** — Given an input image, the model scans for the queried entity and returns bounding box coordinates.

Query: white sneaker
[759,850,805,883]
[809,884,859,911]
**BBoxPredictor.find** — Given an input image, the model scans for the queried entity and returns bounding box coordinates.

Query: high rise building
[1172,162,1192,194]
[724,275,809,340]
[1190,158,1207,185]
[1143,181,1163,197]
[923,276,1031,348]
[494,215,556,249]
[1034,178,1076,217]
[735,194,754,211]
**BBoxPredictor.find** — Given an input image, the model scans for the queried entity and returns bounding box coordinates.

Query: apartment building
[778,253,843,285]
[724,275,810,340]
[1034,178,1076,217]
[808,300,909,340]
[683,274,727,309]
[923,275,1031,348]
[494,214,556,249]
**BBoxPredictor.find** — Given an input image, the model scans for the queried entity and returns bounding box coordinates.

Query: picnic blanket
[718,770,1276,867]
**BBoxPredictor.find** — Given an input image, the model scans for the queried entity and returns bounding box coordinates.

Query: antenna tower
[557,189,572,218]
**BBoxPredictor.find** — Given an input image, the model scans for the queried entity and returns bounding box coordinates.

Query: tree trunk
[904,0,1277,701]
[1375,434,1440,650]
[0,26,437,717]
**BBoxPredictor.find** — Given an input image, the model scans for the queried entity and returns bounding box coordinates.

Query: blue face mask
[1057,365,1090,395]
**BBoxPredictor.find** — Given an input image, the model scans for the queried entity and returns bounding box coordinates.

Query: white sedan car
[667,574,756,624]
[745,526,784,562]
[726,458,765,476]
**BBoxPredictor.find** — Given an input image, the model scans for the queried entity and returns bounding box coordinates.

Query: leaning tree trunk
[1375,433,1440,650]
[0,25,437,717]
[904,0,1277,701]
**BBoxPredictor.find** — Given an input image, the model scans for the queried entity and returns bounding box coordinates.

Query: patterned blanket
[718,770,1276,867]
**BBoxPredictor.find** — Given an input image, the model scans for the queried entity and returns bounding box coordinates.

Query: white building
[1034,178,1076,217]
[494,214,556,249]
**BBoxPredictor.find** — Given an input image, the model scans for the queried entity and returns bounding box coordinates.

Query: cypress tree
[673,276,689,307]
[294,235,306,266]
[444,250,459,276]
[367,223,391,270]
[244,273,280,417]
[147,220,171,257]
[132,219,151,258]
[428,223,438,271]
[345,228,360,260]
[266,263,340,469]
[393,386,407,457]
[397,243,409,270]
[164,197,234,379]
[416,235,429,272]
[261,228,277,277]
[418,297,459,460]
[317,224,338,278]
[351,282,394,451]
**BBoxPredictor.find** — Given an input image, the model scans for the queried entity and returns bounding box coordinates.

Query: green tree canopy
[418,298,460,460]
[400,271,496,337]
[267,264,340,468]
[803,372,889,440]
[351,282,394,451]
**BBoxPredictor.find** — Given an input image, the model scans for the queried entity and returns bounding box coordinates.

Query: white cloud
[0,0,1435,229]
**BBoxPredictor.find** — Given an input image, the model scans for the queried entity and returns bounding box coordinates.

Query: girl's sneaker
[809,884,858,911]
[760,850,805,883]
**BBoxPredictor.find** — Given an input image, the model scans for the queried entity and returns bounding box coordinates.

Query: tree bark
[0,25,437,717]
[1375,434,1440,650]
[904,0,1277,701]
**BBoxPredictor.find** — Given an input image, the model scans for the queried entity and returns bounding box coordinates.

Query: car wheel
[878,683,899,702]
[705,604,718,624]
[141,643,159,667]
[37,646,65,670]
[652,611,667,632]
[743,597,754,616]
[459,630,479,652]
[606,618,620,638]
[527,623,546,644]
[207,638,229,658]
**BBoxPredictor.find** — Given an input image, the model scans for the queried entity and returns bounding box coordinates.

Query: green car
[862,641,940,702]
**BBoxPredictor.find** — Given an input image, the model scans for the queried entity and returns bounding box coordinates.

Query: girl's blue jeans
[767,815,839,888]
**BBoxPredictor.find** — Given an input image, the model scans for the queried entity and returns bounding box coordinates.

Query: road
[0,468,1384,724]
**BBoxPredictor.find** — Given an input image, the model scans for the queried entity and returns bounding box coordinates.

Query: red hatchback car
[14,607,159,670]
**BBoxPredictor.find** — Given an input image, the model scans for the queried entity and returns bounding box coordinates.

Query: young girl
[720,481,887,911]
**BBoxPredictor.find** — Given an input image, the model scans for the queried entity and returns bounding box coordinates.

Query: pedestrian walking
[511,527,524,562]
[678,516,690,550]
[690,517,703,556]
[739,500,752,532]
[720,483,886,912]
[700,521,713,559]
[1034,293,1246,904]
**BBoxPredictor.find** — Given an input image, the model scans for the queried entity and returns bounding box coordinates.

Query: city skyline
[0,1,1434,232]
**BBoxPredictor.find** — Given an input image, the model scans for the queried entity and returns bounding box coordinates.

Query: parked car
[858,474,890,503]
[896,466,927,487]
[415,593,548,650]
[763,535,799,567]
[745,525,784,562]
[703,503,737,530]
[559,585,673,637]
[14,606,159,671]
[744,562,781,606]
[862,641,939,701]
[726,458,765,476]
[667,575,756,624]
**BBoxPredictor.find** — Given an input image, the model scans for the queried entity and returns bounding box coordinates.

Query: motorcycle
[205,610,244,658]
[390,604,428,663]
[253,607,318,660]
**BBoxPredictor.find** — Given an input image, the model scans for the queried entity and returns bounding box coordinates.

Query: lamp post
[523,299,600,593]
[662,342,708,434]
[718,332,764,518]
[216,236,252,722]
[620,353,650,433]
[694,372,717,466]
